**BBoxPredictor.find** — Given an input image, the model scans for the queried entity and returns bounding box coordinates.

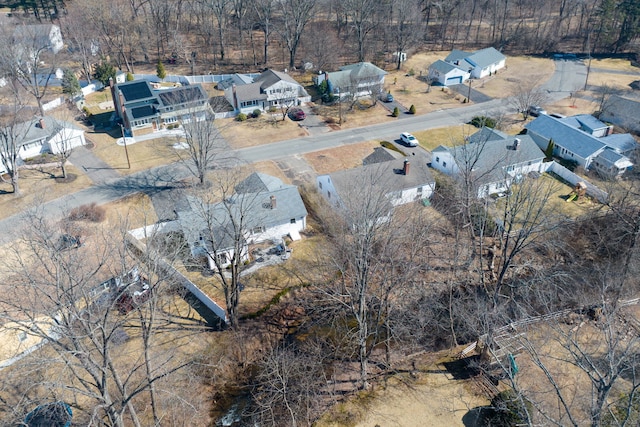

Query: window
[442,161,447,167]
[216,253,228,265]
[435,156,440,163]
[328,191,331,199]
[319,182,322,189]
[252,226,264,234]
[290,218,296,224]
[417,186,423,194]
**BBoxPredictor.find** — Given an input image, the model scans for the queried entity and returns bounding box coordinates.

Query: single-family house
[110,79,212,136]
[525,114,636,178]
[178,173,307,269]
[12,24,64,54]
[313,62,387,99]
[317,147,435,213]
[427,60,471,86]
[429,47,506,86]
[222,69,310,114]
[598,95,640,134]
[431,127,545,198]
[0,116,87,174]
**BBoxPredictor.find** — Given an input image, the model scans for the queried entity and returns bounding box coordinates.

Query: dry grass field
[218,114,308,149]
[303,140,381,174]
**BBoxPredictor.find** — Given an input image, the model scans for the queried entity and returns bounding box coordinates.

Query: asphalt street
[0,59,587,244]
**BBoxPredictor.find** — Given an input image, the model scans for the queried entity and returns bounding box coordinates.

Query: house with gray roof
[316,147,435,214]
[313,62,387,99]
[599,94,640,134]
[429,47,506,86]
[0,116,86,174]
[427,60,471,86]
[525,114,636,178]
[431,127,545,198]
[222,69,310,114]
[110,79,212,136]
[177,173,307,269]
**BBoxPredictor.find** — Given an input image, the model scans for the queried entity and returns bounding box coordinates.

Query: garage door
[446,76,462,85]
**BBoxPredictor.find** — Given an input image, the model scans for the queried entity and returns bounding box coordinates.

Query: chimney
[109,76,114,89]
[38,118,45,129]
[403,159,410,175]
[513,138,521,150]
[270,195,276,209]
[232,84,238,110]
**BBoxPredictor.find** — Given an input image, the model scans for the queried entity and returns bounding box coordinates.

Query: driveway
[448,83,493,103]
[0,56,585,244]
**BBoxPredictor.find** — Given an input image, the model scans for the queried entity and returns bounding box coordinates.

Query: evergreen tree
[93,60,116,86]
[61,69,81,98]
[156,60,166,81]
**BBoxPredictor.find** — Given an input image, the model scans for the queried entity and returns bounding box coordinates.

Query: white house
[429,47,506,86]
[0,116,87,174]
[222,69,310,114]
[525,114,636,178]
[317,147,435,213]
[598,95,640,134]
[427,60,471,86]
[178,173,308,270]
[431,127,545,198]
[313,62,387,99]
[12,24,64,54]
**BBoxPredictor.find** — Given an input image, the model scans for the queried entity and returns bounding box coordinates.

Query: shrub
[469,115,497,128]
[268,106,277,113]
[325,117,336,124]
[409,104,416,114]
[125,72,134,81]
[68,203,106,222]
[252,109,262,118]
[485,390,533,426]
[408,68,415,76]
[236,113,247,121]
[392,107,400,117]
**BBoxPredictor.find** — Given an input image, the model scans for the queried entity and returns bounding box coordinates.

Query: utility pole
[120,124,131,169]
[584,30,592,91]
[338,88,342,125]
[467,69,473,103]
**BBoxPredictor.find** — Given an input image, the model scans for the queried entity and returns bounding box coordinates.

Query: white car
[400,132,418,147]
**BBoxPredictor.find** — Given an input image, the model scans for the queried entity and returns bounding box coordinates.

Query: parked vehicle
[528,105,547,117]
[385,92,394,102]
[288,108,306,121]
[400,132,418,147]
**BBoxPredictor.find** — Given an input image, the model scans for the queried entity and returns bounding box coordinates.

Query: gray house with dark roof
[431,127,545,198]
[222,69,310,114]
[316,147,435,212]
[110,79,212,136]
[178,173,307,269]
[313,62,387,99]
[525,114,635,178]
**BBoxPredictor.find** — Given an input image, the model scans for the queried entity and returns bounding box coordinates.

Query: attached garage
[446,76,463,85]
[428,60,470,86]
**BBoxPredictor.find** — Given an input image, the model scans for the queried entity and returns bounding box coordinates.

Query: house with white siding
[0,116,86,174]
[431,127,545,198]
[428,47,506,86]
[525,114,636,178]
[313,62,387,99]
[178,173,307,270]
[317,147,435,214]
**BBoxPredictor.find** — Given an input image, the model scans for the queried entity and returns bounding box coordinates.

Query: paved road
[0,59,586,244]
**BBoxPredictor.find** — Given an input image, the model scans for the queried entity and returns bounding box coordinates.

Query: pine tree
[156,60,166,81]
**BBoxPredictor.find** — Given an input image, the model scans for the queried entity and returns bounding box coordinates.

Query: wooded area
[3,0,639,74]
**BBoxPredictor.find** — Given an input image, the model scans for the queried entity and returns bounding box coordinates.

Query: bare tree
[175,112,225,186]
[0,208,195,426]
[391,0,422,70]
[511,80,548,120]
[0,97,30,195]
[274,0,316,69]
[253,0,275,65]
[341,0,382,62]
[0,24,60,116]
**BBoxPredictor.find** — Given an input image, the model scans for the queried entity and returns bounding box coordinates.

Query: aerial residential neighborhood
[0,1,639,426]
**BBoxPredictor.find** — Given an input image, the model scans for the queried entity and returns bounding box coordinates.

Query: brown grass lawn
[303,140,381,174]
[0,165,93,220]
[413,124,478,150]
[219,114,308,149]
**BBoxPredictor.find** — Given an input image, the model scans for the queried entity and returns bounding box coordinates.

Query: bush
[236,113,247,121]
[408,68,415,76]
[126,72,134,81]
[469,115,497,128]
[68,203,106,222]
[409,104,416,114]
[252,109,262,118]
[484,390,533,426]
[268,106,277,113]
[392,107,400,117]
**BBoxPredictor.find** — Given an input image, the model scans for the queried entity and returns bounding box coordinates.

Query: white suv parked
[400,132,418,147]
